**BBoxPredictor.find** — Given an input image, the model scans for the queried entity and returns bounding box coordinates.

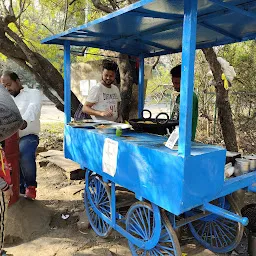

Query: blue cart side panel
[64,126,227,215]
[65,126,185,214]
[182,150,226,212]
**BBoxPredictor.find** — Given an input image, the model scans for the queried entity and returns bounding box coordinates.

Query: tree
[202,48,238,151]
[0,0,85,114]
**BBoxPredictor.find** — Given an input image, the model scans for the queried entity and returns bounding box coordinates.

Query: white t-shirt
[13,88,42,138]
[87,83,121,121]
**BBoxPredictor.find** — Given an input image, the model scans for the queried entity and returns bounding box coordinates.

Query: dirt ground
[3,159,226,256]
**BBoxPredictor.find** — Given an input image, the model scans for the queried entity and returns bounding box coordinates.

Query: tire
[84,174,112,237]
[186,195,244,253]
[126,202,182,255]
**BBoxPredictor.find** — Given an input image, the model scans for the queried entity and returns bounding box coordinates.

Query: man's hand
[100,110,113,117]
[20,120,27,130]
[3,185,13,202]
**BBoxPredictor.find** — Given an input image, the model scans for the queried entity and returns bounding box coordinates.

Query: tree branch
[63,0,68,31]
[109,0,118,10]
[152,56,160,69]
[41,23,55,35]
[0,0,9,16]
[9,0,14,16]
[16,0,31,21]
[69,0,78,5]
[91,0,114,13]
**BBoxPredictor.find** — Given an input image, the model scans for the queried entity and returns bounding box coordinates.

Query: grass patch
[41,122,64,135]
[40,122,64,150]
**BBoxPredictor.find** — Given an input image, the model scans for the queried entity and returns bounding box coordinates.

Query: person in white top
[1,71,42,200]
[82,60,121,122]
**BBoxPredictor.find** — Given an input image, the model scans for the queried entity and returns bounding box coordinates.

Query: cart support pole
[178,0,198,157]
[203,202,249,226]
[64,41,71,124]
[138,55,144,118]
[111,182,116,227]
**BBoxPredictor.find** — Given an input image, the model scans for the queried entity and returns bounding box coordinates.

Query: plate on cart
[68,120,115,128]
[95,123,132,134]
[79,119,114,124]
[68,122,96,128]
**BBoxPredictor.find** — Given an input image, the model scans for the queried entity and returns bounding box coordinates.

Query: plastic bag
[217,57,236,82]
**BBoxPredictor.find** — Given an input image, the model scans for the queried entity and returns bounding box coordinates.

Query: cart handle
[202,202,249,226]
[141,109,152,120]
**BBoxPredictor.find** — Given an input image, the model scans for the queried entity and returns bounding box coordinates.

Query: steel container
[244,155,256,171]
[234,158,250,176]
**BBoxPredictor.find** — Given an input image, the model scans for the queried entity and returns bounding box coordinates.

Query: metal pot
[234,158,250,176]
[129,110,178,135]
[244,155,256,171]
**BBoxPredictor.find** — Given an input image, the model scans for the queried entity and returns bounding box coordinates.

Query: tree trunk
[117,54,134,121]
[202,48,238,151]
[0,18,80,116]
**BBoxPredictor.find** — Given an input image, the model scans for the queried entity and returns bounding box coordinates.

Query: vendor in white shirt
[82,60,121,122]
[1,71,42,200]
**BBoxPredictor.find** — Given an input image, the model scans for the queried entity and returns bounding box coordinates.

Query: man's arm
[82,102,113,118]
[22,89,42,123]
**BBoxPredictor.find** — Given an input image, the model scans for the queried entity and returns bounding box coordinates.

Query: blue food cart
[42,0,256,254]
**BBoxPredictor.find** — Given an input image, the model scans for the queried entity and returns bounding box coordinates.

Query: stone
[39,150,64,158]
[38,159,49,167]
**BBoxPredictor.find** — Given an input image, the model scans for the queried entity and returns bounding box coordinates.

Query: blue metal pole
[111,182,116,227]
[64,41,71,124]
[178,0,198,157]
[203,202,249,226]
[138,56,144,118]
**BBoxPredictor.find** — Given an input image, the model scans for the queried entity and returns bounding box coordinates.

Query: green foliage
[146,64,171,102]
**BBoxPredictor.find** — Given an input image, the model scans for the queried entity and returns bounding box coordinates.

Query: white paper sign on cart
[102,138,118,177]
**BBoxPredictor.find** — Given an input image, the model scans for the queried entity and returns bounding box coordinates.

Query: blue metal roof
[41,0,256,57]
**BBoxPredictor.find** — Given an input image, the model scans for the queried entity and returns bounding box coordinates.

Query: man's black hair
[170,65,181,78]
[2,71,20,81]
[102,59,118,72]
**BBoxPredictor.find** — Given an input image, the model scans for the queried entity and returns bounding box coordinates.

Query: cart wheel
[126,202,182,255]
[84,175,112,237]
[186,195,244,253]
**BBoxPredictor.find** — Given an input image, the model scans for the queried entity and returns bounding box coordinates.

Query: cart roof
[41,0,256,57]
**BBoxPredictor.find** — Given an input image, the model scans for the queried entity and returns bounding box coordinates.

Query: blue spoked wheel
[84,175,112,237]
[186,195,244,253]
[126,202,182,255]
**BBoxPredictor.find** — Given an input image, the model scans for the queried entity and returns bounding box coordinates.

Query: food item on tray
[137,121,155,124]
[116,127,122,136]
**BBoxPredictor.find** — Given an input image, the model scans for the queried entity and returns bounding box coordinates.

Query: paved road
[40,102,170,123]
[41,104,64,123]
